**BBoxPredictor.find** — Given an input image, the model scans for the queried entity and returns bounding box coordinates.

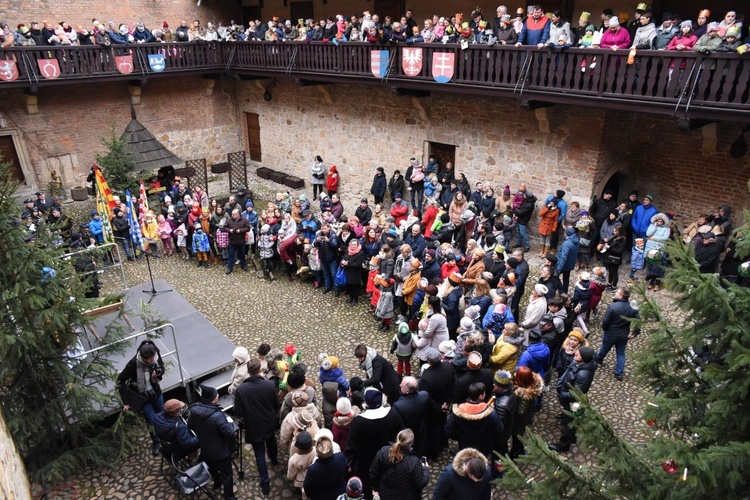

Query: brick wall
[0,76,242,189]
[7,0,240,32]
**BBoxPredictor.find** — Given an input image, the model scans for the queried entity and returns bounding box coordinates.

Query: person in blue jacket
[88,210,104,244]
[515,6,551,47]
[556,227,579,293]
[630,194,658,243]
[152,399,199,460]
[516,329,551,380]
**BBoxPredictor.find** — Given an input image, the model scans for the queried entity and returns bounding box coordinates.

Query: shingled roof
[120,108,183,172]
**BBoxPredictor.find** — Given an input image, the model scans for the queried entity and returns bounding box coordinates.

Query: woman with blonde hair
[369,429,429,500]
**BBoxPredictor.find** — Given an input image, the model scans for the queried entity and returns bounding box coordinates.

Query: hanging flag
[431,52,455,83]
[125,189,146,254]
[138,179,149,227]
[0,60,19,82]
[115,55,134,74]
[95,182,114,244]
[37,58,60,79]
[93,164,118,212]
[371,50,389,78]
[402,47,423,77]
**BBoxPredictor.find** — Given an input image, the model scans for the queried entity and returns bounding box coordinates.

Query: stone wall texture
[0,76,242,191]
[236,79,750,225]
[0,411,31,500]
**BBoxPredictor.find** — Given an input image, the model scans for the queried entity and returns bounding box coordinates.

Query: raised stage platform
[82,280,236,414]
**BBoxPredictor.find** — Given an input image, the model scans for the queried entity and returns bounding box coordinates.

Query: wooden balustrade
[1,41,746,120]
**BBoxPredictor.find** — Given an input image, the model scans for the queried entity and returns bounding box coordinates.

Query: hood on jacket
[514,372,544,400]
[451,396,496,421]
[718,204,732,219]
[650,213,671,225]
[576,358,599,373]
[452,447,489,477]
[576,280,591,291]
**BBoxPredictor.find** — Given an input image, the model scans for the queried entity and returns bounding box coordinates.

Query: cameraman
[153,399,199,460]
[117,340,166,456]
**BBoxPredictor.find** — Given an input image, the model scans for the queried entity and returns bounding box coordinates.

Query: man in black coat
[589,189,617,248]
[491,370,517,459]
[453,352,494,405]
[370,167,387,205]
[594,287,640,381]
[419,348,456,459]
[233,359,278,495]
[355,344,401,404]
[392,376,430,454]
[506,249,530,321]
[345,388,405,498]
[355,198,373,225]
[549,347,598,452]
[188,385,237,499]
[445,382,504,459]
[224,209,251,274]
[513,190,537,252]
[695,232,723,274]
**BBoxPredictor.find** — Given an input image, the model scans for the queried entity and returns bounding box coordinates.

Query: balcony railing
[1,41,747,121]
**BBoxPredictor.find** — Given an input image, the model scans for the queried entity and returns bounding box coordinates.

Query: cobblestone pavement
[37,196,661,499]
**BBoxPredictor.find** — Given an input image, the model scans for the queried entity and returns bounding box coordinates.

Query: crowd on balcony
[2,5,749,54]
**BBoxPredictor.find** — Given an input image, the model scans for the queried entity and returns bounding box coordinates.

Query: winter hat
[585,24,595,33]
[164,399,185,416]
[232,347,249,363]
[460,317,475,330]
[645,194,654,202]
[568,330,585,343]
[295,431,313,452]
[494,370,513,386]
[425,347,442,364]
[245,200,254,208]
[440,213,450,223]
[292,390,310,407]
[579,346,595,362]
[397,322,410,336]
[608,16,619,27]
[528,329,543,343]
[565,227,576,237]
[448,273,463,286]
[90,210,99,217]
[395,192,403,199]
[439,340,456,355]
[525,190,534,199]
[364,387,383,409]
[336,397,352,415]
[680,19,692,29]
[261,224,270,233]
[426,248,436,259]
[346,477,364,497]
[580,272,591,281]
[503,185,511,196]
[199,385,217,404]
[467,352,482,370]
[545,253,558,264]
[506,257,519,268]
[556,189,565,198]
[707,22,719,32]
[293,409,314,429]
[533,283,548,295]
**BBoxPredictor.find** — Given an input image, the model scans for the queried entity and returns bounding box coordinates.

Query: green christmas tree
[0,160,139,484]
[501,184,750,498]
[95,124,136,196]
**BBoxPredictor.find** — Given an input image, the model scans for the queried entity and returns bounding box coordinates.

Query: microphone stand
[142,252,172,302]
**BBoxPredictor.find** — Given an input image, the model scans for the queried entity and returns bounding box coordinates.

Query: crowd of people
[2,5,749,54]
[37,141,735,499]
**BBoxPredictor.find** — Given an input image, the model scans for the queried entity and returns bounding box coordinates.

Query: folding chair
[170,454,216,499]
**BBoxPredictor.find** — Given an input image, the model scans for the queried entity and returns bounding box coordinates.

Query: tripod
[142,252,172,301]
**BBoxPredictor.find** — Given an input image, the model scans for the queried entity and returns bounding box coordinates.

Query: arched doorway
[593,162,634,204]
[601,172,621,201]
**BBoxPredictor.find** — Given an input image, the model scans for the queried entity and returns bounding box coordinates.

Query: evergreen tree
[0,161,139,484]
[95,125,136,196]
[501,185,750,498]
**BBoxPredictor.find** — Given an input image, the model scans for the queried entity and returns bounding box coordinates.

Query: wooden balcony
[1,41,747,122]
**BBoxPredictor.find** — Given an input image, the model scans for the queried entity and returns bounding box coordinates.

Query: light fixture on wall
[730,125,750,159]
[262,78,277,102]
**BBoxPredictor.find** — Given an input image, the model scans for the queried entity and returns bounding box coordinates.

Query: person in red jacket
[280,232,305,281]
[421,198,439,238]
[326,165,339,196]
[390,192,409,226]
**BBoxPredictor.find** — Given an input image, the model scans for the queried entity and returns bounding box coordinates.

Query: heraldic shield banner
[116,55,134,74]
[431,52,455,83]
[402,47,422,77]
[371,50,389,78]
[37,59,60,79]
[148,54,166,72]
[0,60,19,82]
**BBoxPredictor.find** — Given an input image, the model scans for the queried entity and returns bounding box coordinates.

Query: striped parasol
[125,189,146,254]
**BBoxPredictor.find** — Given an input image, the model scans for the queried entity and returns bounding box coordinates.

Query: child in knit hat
[337,476,364,500]
[332,397,360,453]
[586,267,607,321]
[572,272,592,337]
[374,274,396,331]
[629,238,645,280]
[389,321,416,376]
[175,219,188,259]
[317,353,350,397]
[257,223,276,279]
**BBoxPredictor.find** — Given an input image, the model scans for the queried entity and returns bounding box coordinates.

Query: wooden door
[245,113,262,162]
[0,136,24,182]
[374,0,405,21]
[430,142,455,171]
[290,1,314,24]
